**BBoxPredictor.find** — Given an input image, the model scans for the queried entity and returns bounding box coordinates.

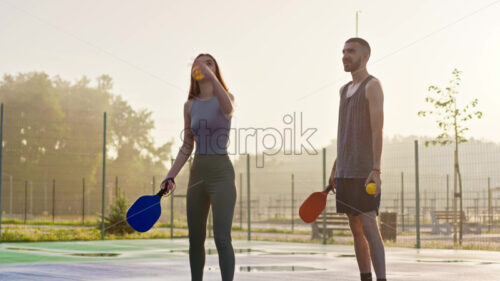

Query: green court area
[1,239,500,280]
[0,239,190,265]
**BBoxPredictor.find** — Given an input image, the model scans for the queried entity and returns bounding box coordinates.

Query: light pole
[356,10,362,36]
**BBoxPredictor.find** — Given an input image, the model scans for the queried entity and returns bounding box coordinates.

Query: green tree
[417,68,483,245]
[0,72,173,216]
[0,72,68,184]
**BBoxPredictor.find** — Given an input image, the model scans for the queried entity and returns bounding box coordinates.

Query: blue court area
[1,239,500,280]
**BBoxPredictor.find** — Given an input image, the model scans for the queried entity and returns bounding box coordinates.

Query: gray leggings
[186,154,236,281]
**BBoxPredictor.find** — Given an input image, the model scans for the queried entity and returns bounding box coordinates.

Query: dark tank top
[335,75,375,178]
[190,96,231,155]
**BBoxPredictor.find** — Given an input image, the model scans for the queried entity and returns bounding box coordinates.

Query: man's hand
[365,171,381,196]
[328,159,337,193]
[328,176,336,194]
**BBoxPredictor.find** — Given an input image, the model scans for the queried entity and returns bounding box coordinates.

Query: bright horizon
[2,0,500,153]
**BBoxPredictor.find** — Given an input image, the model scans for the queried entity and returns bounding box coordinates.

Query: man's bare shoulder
[366,77,382,88]
[365,77,383,99]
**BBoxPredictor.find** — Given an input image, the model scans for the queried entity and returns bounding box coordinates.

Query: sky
[1,0,500,154]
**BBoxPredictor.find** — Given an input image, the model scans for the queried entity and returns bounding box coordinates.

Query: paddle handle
[157,178,175,197]
[323,184,333,193]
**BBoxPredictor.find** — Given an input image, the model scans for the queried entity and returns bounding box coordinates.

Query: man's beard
[343,58,362,72]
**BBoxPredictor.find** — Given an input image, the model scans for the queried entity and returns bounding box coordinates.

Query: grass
[0,226,188,242]
[2,226,101,242]
[2,226,500,251]
[2,218,189,229]
[2,221,500,252]
[1,218,99,227]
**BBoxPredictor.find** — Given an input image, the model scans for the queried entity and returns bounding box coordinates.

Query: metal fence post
[29,181,33,221]
[291,173,295,233]
[446,174,450,214]
[401,171,404,232]
[152,176,155,194]
[239,172,243,228]
[488,177,491,232]
[10,176,13,216]
[101,112,107,240]
[247,154,251,241]
[24,180,28,224]
[414,140,420,249]
[115,176,118,198]
[322,148,327,245]
[0,103,3,240]
[52,179,55,223]
[170,158,174,239]
[82,178,85,225]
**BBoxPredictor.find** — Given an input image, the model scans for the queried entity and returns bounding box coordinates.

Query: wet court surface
[1,239,500,280]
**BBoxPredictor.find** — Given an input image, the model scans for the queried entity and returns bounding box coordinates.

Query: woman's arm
[199,63,235,118]
[210,74,235,118]
[166,100,195,179]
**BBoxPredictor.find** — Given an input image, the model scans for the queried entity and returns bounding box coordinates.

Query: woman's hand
[192,61,215,81]
[160,177,176,195]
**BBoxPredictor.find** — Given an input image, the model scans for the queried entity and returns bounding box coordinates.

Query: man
[329,38,386,281]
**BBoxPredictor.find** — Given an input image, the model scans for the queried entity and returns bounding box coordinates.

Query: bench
[311,212,350,239]
[430,210,481,235]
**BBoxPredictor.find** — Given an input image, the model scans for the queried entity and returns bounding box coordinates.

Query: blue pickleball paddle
[127,179,174,232]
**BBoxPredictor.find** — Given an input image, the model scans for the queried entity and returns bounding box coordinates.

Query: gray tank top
[190,95,231,155]
[335,75,375,178]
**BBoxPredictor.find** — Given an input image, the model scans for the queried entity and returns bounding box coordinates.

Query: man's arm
[364,78,383,195]
[366,79,384,171]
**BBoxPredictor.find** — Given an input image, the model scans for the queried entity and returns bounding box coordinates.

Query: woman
[161,53,236,281]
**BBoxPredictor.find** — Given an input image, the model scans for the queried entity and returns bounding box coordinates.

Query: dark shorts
[335,178,381,216]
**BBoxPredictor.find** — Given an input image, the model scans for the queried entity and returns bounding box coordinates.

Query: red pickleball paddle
[299,185,333,223]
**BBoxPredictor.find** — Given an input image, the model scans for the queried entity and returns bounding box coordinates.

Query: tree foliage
[417,68,482,147]
[0,72,172,197]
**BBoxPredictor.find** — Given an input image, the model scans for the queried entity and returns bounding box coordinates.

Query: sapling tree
[418,68,482,245]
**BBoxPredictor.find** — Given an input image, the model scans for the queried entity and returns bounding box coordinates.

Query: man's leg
[359,211,386,279]
[347,214,372,275]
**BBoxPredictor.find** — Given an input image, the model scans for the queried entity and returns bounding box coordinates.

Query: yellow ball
[366,183,377,195]
[193,69,204,81]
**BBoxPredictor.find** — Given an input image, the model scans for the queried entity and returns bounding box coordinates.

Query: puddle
[416,259,467,263]
[6,247,43,252]
[261,252,324,256]
[69,253,120,257]
[234,248,264,254]
[238,266,326,272]
[206,265,327,272]
[7,247,119,258]
[337,254,356,258]
[169,248,261,255]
